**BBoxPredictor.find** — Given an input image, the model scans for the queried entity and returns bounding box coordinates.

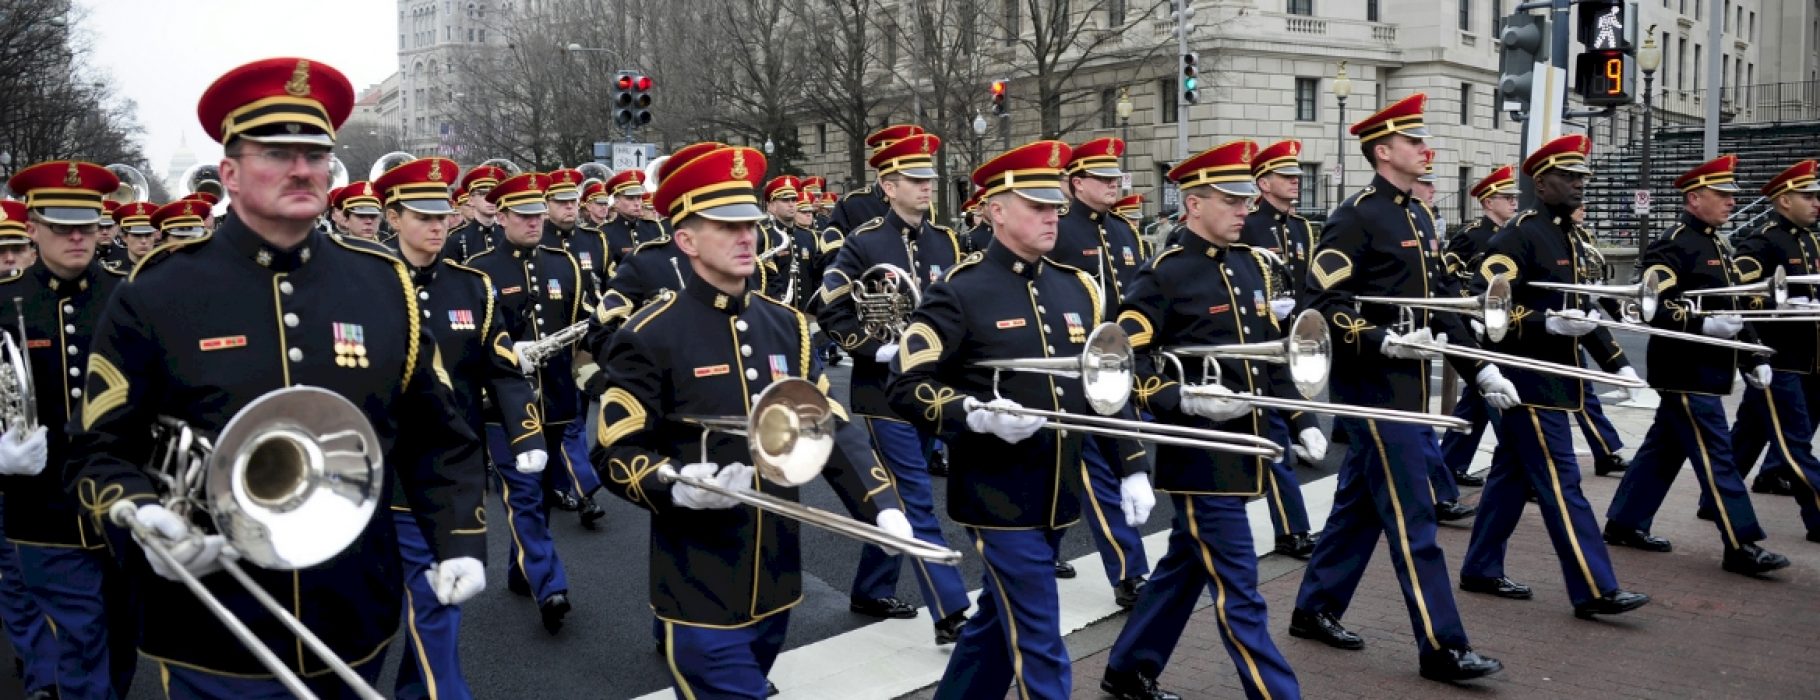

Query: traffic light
[1498,13,1548,115]
[1181,52,1199,104]
[632,73,653,126]
[1574,1,1635,106]
[614,72,654,127]
[991,79,1008,116]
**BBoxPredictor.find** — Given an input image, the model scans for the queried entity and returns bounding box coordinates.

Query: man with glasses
[150,199,209,241]
[600,169,664,270]
[96,201,128,268]
[448,164,508,260]
[69,57,489,697]
[0,160,135,700]
[108,201,160,272]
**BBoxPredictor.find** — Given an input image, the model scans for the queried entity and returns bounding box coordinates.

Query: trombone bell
[1165,310,1330,399]
[974,323,1133,415]
[1355,276,1512,342]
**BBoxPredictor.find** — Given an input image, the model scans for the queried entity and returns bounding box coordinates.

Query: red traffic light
[616,75,634,91]
[991,81,1007,96]
[635,75,652,91]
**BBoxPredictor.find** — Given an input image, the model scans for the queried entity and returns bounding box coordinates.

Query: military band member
[1290,94,1509,682]
[1406,152,1477,522]
[0,225,55,693]
[376,156,550,699]
[0,201,34,277]
[448,164,508,260]
[892,140,1147,700]
[0,161,134,700]
[761,176,816,307]
[152,199,209,241]
[1112,194,1152,260]
[1241,139,1323,559]
[109,201,160,272]
[1565,205,1635,478]
[69,58,489,696]
[1603,155,1792,576]
[463,171,592,631]
[801,176,831,231]
[95,201,129,269]
[1456,134,1650,618]
[333,180,383,241]
[1724,159,1820,543]
[813,133,969,634]
[542,168,609,297]
[825,124,923,237]
[180,190,220,233]
[1045,137,1152,602]
[961,190,992,253]
[533,168,613,525]
[592,144,905,698]
[1100,140,1301,700]
[600,169,665,267]
[581,180,612,228]
[1435,165,1519,487]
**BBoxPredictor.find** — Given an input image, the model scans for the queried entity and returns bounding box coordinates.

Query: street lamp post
[1116,87,1134,192]
[1637,29,1662,252]
[972,111,989,166]
[1331,61,1352,203]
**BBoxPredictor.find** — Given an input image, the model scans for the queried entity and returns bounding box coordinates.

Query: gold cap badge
[285,60,312,97]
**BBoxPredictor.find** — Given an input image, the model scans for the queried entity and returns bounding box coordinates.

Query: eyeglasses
[229,147,334,172]
[40,222,99,237]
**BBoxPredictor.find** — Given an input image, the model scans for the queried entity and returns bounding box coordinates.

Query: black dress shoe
[766,681,779,697]
[1752,472,1795,496]
[1275,532,1316,559]
[1418,646,1503,682]
[507,575,531,597]
[933,609,967,645]
[1100,668,1182,700]
[1603,524,1672,552]
[1594,454,1631,477]
[1574,590,1650,619]
[1459,576,1532,600]
[1436,500,1477,521]
[578,496,607,529]
[548,489,581,512]
[1696,506,1716,522]
[24,689,57,700]
[1807,529,1820,544]
[1114,577,1145,609]
[1053,560,1076,579]
[1722,543,1792,576]
[926,450,949,477]
[849,596,918,619]
[1288,608,1364,650]
[540,593,571,635]
[1454,471,1486,487]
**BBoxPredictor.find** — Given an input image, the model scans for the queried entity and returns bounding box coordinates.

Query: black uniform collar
[405,254,446,286]
[1255,198,1291,221]
[884,209,927,240]
[32,260,96,297]
[1539,202,1577,230]
[1767,210,1813,234]
[984,239,1043,280]
[544,219,577,240]
[1176,229,1231,260]
[682,266,751,315]
[504,236,540,259]
[1373,174,1415,207]
[218,211,319,272]
[1679,210,1720,236]
[1067,198,1108,222]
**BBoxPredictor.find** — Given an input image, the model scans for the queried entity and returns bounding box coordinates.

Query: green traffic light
[1184,77,1197,91]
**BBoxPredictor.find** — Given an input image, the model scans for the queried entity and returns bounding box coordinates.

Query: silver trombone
[1353,279,1648,389]
[669,378,964,564]
[108,387,388,700]
[1161,310,1472,431]
[1529,275,1777,354]
[1681,268,1820,321]
[968,323,1284,458]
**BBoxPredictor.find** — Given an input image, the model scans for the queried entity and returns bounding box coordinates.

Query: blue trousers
[1726,373,1820,533]
[1575,388,1626,462]
[1295,419,1469,656]
[393,511,471,700]
[487,424,570,601]
[15,545,113,700]
[545,420,603,498]
[935,528,1068,700]
[1751,373,1818,478]
[1108,494,1300,700]
[664,612,790,700]
[1461,407,1620,606]
[1607,392,1765,548]
[1068,436,1150,586]
[1441,383,1625,476]
[0,502,55,695]
[155,654,384,699]
[859,418,969,617]
[1263,412,1312,536]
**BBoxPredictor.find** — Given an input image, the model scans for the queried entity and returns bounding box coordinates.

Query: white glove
[1546,309,1598,337]
[875,508,914,540]
[515,449,548,475]
[1269,298,1297,320]
[1744,364,1773,389]
[512,341,537,373]
[426,556,486,605]
[0,426,48,476]
[1292,427,1328,464]
[1381,327,1443,361]
[124,503,236,582]
[874,343,899,364]
[668,462,752,510]
[1786,296,1813,308]
[1476,365,1522,410]
[1470,318,1486,339]
[1181,384,1252,422]
[963,398,1047,444]
[1615,366,1643,402]
[1118,473,1155,527]
[1701,315,1744,339]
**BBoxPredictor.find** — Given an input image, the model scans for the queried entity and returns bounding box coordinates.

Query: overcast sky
[78,0,398,183]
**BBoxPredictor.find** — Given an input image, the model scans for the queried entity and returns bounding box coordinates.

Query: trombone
[669,378,964,564]
[968,323,1284,458]
[1529,274,1777,354]
[1681,268,1820,321]
[1161,310,1473,431]
[1353,278,1647,389]
[107,387,387,700]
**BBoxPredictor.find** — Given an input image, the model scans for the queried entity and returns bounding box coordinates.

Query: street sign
[1120,173,1133,192]
[1631,189,1650,216]
[612,143,658,171]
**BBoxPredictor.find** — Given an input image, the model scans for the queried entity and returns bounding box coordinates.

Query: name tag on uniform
[1793,258,1805,265]
[26,339,51,349]
[501,285,523,295]
[199,336,247,351]
[1400,240,1420,248]
[1082,248,1100,256]
[694,364,730,377]
[1707,260,1723,266]
[995,318,1027,329]
[1209,303,1231,314]
[1556,259,1571,265]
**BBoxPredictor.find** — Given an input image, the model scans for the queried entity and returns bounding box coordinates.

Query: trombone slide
[964,398,1284,458]
[1547,311,1775,354]
[1386,338,1649,389]
[656,466,964,564]
[1179,385,1473,432]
